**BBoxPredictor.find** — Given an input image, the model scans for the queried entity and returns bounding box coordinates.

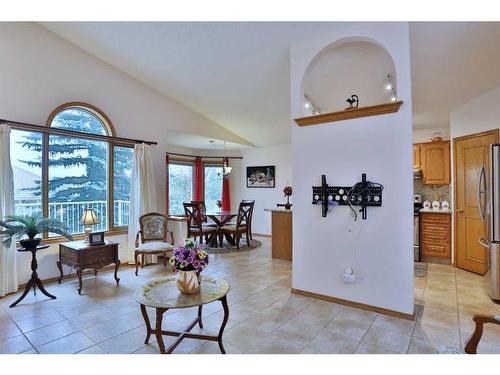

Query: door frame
[453,128,499,267]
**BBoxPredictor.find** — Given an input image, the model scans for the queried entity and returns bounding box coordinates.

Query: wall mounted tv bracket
[312,173,383,220]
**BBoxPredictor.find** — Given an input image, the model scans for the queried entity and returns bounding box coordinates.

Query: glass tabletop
[134,276,230,309]
[206,211,238,217]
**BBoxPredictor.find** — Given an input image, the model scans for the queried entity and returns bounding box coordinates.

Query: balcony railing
[14,199,130,235]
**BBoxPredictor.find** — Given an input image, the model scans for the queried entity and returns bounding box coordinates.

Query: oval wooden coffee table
[134,276,230,354]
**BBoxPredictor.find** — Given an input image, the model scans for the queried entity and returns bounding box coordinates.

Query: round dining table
[206,210,238,247]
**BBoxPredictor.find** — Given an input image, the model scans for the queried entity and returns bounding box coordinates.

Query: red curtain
[165,154,170,215]
[222,158,231,211]
[194,157,203,201]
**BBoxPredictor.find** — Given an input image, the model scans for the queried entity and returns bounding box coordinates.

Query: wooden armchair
[134,212,174,276]
[220,201,254,249]
[184,202,217,245]
[464,314,500,353]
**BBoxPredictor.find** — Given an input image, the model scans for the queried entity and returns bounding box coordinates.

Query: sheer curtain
[127,143,158,263]
[0,124,18,297]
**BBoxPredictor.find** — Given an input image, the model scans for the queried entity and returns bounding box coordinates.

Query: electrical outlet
[342,267,355,283]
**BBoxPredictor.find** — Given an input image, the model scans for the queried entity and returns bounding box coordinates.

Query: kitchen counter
[420,208,451,214]
[264,208,292,213]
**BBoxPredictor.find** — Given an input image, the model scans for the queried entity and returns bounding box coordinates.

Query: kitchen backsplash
[414,180,450,202]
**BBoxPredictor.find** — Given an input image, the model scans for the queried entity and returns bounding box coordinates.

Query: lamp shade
[80,208,100,225]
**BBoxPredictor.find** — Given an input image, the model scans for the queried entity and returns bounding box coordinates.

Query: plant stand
[10,245,56,308]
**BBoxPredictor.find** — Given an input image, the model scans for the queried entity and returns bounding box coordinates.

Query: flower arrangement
[169,238,209,274]
[283,186,292,197]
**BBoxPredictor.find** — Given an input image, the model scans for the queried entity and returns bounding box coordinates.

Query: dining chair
[184,202,218,245]
[220,201,254,249]
[241,199,255,241]
[134,212,175,276]
[191,200,217,227]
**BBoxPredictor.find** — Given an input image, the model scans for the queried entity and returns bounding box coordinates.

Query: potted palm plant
[0,215,73,249]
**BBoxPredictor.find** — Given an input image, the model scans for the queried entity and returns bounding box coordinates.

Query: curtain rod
[166,152,242,160]
[0,118,158,145]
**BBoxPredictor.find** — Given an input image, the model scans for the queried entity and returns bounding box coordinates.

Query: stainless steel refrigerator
[478,144,500,300]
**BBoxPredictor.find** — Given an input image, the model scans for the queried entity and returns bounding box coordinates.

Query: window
[168,162,194,215]
[204,164,223,213]
[9,102,133,239]
[113,146,134,227]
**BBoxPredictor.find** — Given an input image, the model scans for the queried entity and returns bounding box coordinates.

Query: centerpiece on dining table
[169,238,209,295]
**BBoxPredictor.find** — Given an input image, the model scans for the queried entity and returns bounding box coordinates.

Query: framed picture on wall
[246,166,275,188]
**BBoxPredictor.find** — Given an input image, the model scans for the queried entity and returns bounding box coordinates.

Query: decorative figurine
[283,186,292,210]
[345,94,359,110]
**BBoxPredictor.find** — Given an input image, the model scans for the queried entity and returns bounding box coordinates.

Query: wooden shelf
[294,101,403,126]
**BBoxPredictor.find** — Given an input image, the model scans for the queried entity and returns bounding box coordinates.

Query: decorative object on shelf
[88,231,105,246]
[312,173,383,220]
[169,238,209,295]
[431,132,444,142]
[0,215,72,249]
[283,186,293,210]
[80,208,100,243]
[345,94,359,110]
[246,165,275,188]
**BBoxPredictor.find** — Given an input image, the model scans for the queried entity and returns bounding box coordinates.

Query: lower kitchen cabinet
[420,212,451,260]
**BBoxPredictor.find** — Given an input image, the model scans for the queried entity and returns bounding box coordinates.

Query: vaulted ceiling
[40,22,500,147]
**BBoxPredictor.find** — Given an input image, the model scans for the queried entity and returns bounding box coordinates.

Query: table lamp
[80,208,100,243]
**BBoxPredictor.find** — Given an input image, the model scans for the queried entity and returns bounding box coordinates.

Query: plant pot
[19,238,41,250]
[175,270,201,295]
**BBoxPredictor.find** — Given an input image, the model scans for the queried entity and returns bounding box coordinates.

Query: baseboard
[291,288,415,321]
[252,233,272,238]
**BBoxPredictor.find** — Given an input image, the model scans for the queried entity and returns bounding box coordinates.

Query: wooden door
[413,145,421,169]
[421,141,450,185]
[455,130,499,274]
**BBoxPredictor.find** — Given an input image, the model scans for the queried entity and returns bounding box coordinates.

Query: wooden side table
[57,240,120,294]
[134,276,230,354]
[10,245,56,308]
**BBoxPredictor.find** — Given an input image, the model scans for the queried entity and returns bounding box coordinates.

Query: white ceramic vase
[175,270,201,295]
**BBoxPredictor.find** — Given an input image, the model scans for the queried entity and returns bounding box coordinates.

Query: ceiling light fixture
[217,140,232,180]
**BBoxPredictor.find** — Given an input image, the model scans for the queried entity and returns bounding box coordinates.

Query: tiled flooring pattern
[1,236,500,354]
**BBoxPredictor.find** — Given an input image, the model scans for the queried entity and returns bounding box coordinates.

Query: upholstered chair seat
[137,241,174,252]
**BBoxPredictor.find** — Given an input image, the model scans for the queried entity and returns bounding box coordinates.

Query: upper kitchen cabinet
[419,141,451,185]
[413,144,421,169]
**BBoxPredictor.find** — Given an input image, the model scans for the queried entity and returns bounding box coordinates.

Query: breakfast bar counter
[264,208,292,261]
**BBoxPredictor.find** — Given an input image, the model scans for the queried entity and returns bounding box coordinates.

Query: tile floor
[1,236,500,354]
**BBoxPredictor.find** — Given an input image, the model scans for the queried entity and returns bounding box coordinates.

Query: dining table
[206,210,238,247]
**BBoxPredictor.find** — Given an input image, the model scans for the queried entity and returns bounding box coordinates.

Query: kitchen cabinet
[420,212,451,260]
[413,145,421,169]
[414,141,450,185]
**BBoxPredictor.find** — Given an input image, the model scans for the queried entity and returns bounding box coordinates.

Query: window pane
[10,130,43,221]
[51,108,108,135]
[169,163,193,215]
[204,165,223,213]
[48,134,108,235]
[113,146,133,227]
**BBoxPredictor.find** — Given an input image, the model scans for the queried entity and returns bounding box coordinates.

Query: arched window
[10,102,133,239]
[48,103,114,136]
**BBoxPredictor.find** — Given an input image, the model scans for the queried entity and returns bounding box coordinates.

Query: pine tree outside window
[10,103,134,239]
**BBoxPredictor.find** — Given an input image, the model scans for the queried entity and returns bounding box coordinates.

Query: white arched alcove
[302,39,397,116]
[290,24,414,317]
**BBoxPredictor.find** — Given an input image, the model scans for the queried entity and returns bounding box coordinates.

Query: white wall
[232,144,293,235]
[290,23,414,315]
[0,22,246,285]
[450,85,500,139]
[413,126,450,143]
